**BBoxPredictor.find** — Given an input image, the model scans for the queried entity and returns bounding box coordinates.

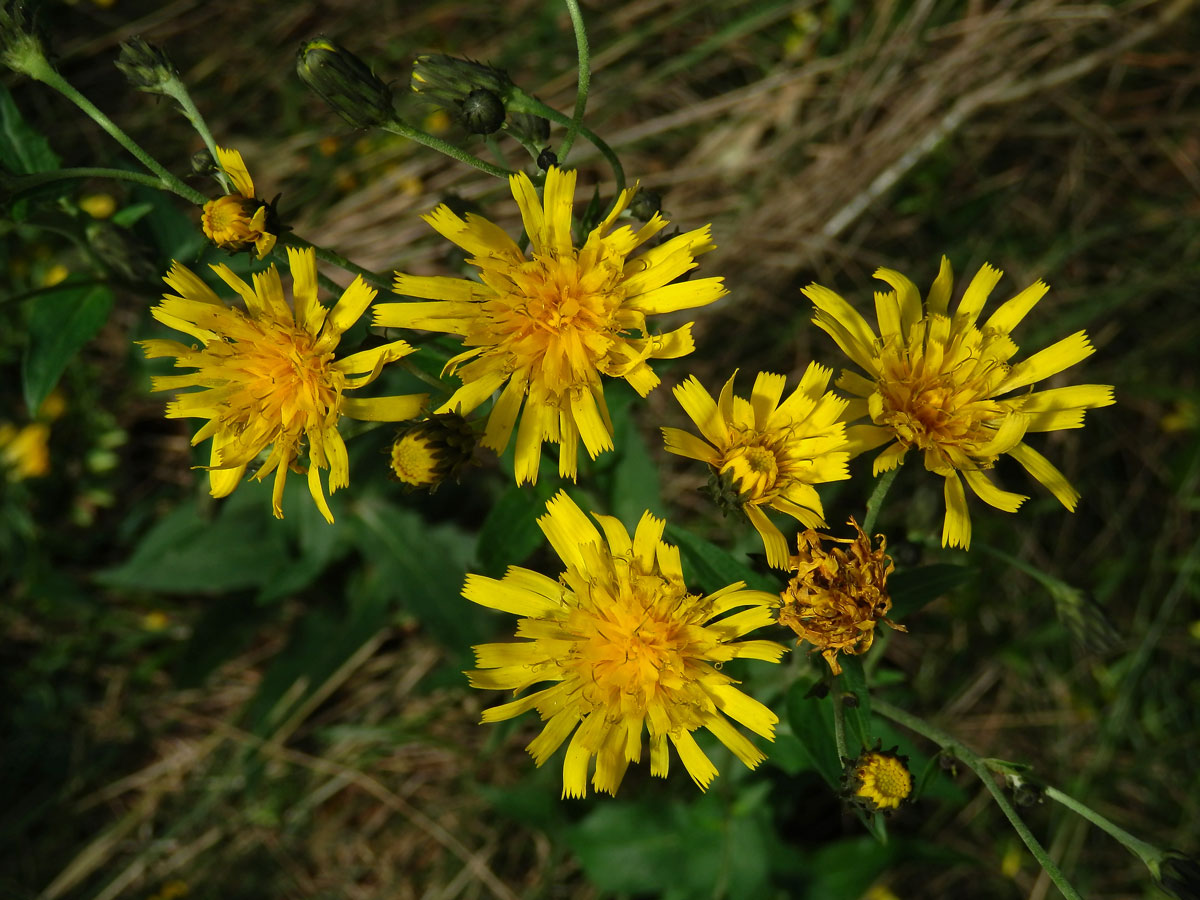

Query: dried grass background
[7,1,1200,898]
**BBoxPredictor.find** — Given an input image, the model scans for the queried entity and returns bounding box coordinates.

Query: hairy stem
[559,0,592,163]
[861,464,900,535]
[872,699,1083,900]
[508,92,625,192]
[381,120,513,180]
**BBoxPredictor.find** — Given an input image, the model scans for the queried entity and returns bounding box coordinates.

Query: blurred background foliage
[2,0,1198,898]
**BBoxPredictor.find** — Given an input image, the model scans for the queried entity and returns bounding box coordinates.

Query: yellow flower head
[201,147,278,259]
[777,518,904,675]
[844,746,912,813]
[0,422,50,480]
[388,411,476,490]
[804,258,1115,549]
[141,247,427,522]
[465,491,786,798]
[376,166,726,485]
[662,364,851,569]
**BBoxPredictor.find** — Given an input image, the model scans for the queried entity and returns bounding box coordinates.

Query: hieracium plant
[4,1,1190,897]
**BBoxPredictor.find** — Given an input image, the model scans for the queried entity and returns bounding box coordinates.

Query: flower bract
[376,166,726,484]
[804,258,1115,548]
[465,491,786,798]
[201,146,278,259]
[662,364,851,568]
[141,247,426,522]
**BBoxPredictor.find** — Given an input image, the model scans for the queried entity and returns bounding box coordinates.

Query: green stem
[25,61,206,205]
[280,233,391,292]
[9,167,179,194]
[380,120,513,180]
[3,278,110,306]
[401,360,454,397]
[861,464,901,535]
[873,699,1083,900]
[559,0,592,163]
[484,135,511,171]
[1043,786,1162,868]
[508,91,625,192]
[161,81,228,192]
[831,690,850,762]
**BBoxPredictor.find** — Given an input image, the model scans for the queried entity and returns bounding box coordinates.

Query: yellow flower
[465,491,786,798]
[375,166,725,484]
[777,518,904,675]
[388,411,476,490]
[662,364,851,569]
[844,746,912,812]
[141,247,427,522]
[201,147,278,259]
[0,422,50,480]
[804,258,1115,549]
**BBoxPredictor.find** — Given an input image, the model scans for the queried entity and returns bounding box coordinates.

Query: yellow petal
[1010,442,1080,511]
[956,262,1002,327]
[215,145,254,198]
[941,473,971,549]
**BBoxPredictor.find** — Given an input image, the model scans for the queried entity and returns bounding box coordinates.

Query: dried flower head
[777,518,904,674]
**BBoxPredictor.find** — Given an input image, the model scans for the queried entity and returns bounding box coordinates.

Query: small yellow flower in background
[201,146,278,259]
[0,422,51,480]
[389,411,477,490]
[804,258,1115,549]
[662,364,851,569]
[41,264,69,287]
[843,746,912,812]
[78,192,116,219]
[141,247,427,522]
[777,518,904,675]
[376,166,725,484]
[465,491,786,798]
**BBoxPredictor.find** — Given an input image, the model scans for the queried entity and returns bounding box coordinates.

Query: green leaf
[21,284,114,417]
[110,201,155,228]
[665,523,780,594]
[786,679,842,789]
[837,655,874,753]
[0,83,59,175]
[476,483,551,575]
[889,563,972,619]
[96,498,292,594]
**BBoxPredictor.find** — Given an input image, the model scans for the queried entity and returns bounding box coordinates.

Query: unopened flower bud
[296,37,395,129]
[536,148,557,171]
[0,1,50,78]
[630,189,662,222]
[190,148,215,177]
[508,109,550,145]
[115,36,178,95]
[389,412,476,490]
[1157,852,1200,900]
[460,88,504,135]
[411,53,512,104]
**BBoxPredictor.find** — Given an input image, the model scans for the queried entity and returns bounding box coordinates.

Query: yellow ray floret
[464,491,786,798]
[662,364,851,569]
[141,247,427,522]
[376,166,726,484]
[802,257,1114,549]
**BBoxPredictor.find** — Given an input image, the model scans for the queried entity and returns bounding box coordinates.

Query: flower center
[390,434,440,486]
[563,573,706,713]
[202,195,259,245]
[719,441,780,501]
[214,317,341,435]
[487,252,622,390]
[872,327,1011,464]
[860,755,912,800]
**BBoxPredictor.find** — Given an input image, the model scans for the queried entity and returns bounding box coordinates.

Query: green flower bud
[411,53,512,105]
[508,109,550,145]
[296,37,395,129]
[630,189,663,222]
[460,88,504,135]
[0,0,50,78]
[114,36,178,95]
[1157,852,1200,900]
